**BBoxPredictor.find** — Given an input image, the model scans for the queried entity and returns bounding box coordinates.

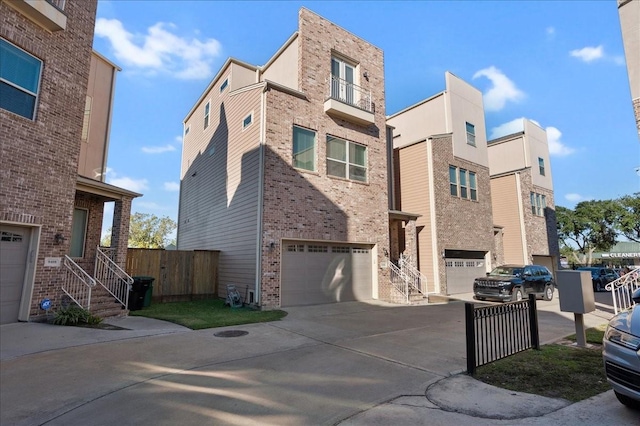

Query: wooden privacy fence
[465,294,540,374]
[126,249,219,302]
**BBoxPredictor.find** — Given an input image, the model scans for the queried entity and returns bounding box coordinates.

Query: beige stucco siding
[619,0,640,100]
[490,174,526,264]
[397,142,435,283]
[388,94,446,149]
[230,62,258,92]
[445,72,489,167]
[261,35,299,90]
[524,120,553,190]
[488,134,527,175]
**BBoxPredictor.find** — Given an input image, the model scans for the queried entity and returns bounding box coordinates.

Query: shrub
[53,305,102,326]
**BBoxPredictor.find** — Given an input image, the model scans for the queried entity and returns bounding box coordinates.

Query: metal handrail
[399,254,430,296]
[94,246,133,309]
[606,271,640,314]
[389,261,409,303]
[327,75,373,113]
[62,255,96,310]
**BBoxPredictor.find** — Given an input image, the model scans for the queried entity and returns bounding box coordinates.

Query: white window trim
[242,111,253,130]
[292,125,317,172]
[326,135,368,182]
[0,38,43,121]
[466,122,476,146]
[220,77,229,93]
[203,100,211,130]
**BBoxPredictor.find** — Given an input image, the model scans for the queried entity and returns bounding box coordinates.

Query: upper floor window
[242,112,253,129]
[466,122,476,146]
[203,101,210,129]
[331,56,356,105]
[450,165,478,201]
[220,78,228,93]
[538,157,545,176]
[530,192,546,216]
[0,39,43,120]
[327,135,367,182]
[184,124,190,136]
[292,126,316,171]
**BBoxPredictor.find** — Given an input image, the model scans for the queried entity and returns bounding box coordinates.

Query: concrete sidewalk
[1,299,638,425]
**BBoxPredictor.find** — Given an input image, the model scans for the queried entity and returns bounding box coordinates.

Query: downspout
[427,137,440,292]
[102,64,119,182]
[254,86,267,305]
[515,172,529,264]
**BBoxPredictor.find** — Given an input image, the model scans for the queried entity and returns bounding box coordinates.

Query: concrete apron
[0,298,620,425]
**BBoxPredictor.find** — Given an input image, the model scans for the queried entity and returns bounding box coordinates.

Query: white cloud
[95,18,221,80]
[489,118,524,140]
[569,45,604,63]
[545,27,555,39]
[175,135,183,144]
[108,176,149,193]
[473,66,525,112]
[164,182,180,192]
[141,144,176,154]
[545,126,575,157]
[565,193,593,203]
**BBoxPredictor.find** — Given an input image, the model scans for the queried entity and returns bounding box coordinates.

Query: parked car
[576,266,618,292]
[603,288,640,409]
[473,264,555,303]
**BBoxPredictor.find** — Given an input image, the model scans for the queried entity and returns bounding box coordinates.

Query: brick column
[110,197,132,268]
[405,219,418,267]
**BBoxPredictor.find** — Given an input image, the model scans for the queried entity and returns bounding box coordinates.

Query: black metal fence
[465,294,540,374]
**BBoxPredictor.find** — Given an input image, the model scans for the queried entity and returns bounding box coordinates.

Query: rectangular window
[331,56,356,105]
[308,245,328,253]
[242,113,252,129]
[292,126,316,171]
[449,166,458,196]
[530,192,536,215]
[327,135,367,182]
[203,101,210,129]
[220,78,228,92]
[538,157,545,176]
[332,246,350,253]
[531,192,546,216]
[0,39,43,120]
[70,208,88,258]
[469,171,477,201]
[466,122,476,146]
[459,169,468,199]
[184,124,190,136]
[81,96,92,141]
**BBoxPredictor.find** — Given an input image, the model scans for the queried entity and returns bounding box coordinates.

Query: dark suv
[576,266,618,292]
[473,264,555,303]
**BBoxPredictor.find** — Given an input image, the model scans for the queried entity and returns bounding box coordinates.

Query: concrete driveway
[1,296,637,425]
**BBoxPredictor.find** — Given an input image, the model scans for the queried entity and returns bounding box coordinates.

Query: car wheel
[512,288,523,302]
[543,285,554,301]
[614,391,640,409]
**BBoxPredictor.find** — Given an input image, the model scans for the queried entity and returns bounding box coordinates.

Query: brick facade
[430,134,495,292]
[1,1,98,319]
[259,9,390,307]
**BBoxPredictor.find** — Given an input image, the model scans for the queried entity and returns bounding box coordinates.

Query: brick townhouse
[178,8,391,308]
[1,0,138,324]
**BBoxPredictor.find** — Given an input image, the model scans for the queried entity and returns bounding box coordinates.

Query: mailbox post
[556,270,596,347]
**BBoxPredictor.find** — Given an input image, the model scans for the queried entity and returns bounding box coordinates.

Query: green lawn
[473,327,610,402]
[130,299,287,330]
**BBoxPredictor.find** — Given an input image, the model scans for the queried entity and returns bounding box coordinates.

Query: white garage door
[445,258,486,295]
[281,241,373,306]
[1,225,30,324]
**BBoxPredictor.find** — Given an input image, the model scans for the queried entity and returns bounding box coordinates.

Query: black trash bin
[129,276,154,311]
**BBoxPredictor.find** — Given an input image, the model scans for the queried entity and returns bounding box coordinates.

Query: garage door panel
[281,242,372,307]
[445,258,485,295]
[1,226,30,324]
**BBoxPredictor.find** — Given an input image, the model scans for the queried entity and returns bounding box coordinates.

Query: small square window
[466,122,476,146]
[242,113,252,129]
[184,124,190,136]
[220,78,228,92]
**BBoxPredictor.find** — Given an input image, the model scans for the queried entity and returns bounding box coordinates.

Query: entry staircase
[61,246,134,318]
[606,269,640,314]
[389,254,433,304]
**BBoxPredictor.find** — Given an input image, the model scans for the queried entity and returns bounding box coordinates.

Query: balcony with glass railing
[324,75,375,125]
[6,0,67,32]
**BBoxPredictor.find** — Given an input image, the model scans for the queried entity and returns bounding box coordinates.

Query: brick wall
[0,0,98,319]
[259,9,390,307]
[430,134,495,292]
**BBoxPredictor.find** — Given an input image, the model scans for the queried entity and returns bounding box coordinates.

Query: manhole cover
[214,330,249,338]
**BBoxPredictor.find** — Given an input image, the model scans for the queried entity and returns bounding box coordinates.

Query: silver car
[603,288,640,409]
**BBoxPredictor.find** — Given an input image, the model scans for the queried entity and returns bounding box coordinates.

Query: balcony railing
[327,75,373,113]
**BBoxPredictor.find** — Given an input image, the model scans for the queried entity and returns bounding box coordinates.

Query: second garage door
[1,225,31,324]
[281,241,373,306]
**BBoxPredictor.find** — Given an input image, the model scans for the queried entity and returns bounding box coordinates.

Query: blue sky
[92,1,639,237]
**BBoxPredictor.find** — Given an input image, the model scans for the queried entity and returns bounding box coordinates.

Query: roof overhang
[76,175,142,201]
[389,210,421,222]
